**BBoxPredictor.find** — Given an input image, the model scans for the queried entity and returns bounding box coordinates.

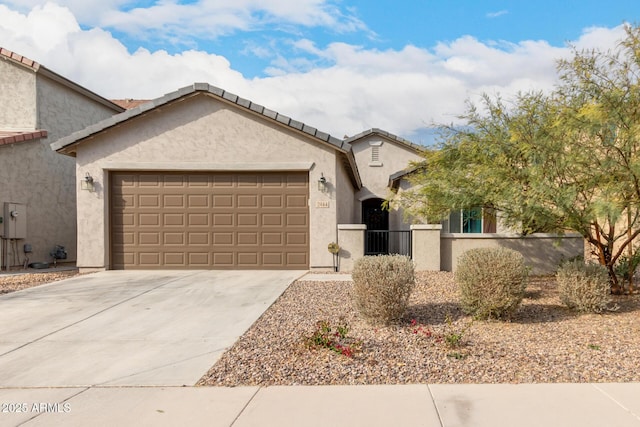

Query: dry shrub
[556,260,610,313]
[352,255,415,325]
[455,247,528,320]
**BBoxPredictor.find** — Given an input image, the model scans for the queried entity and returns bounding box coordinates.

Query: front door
[362,198,389,255]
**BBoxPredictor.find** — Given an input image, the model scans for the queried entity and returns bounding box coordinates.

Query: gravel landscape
[0,269,80,294]
[199,271,640,386]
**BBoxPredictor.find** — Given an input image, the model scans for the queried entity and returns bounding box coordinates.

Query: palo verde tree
[397,24,640,293]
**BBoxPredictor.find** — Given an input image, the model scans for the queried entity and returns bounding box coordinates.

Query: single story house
[52,83,583,272]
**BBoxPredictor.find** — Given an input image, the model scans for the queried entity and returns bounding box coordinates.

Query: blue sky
[1,1,639,142]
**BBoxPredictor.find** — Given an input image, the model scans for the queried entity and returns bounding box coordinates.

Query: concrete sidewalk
[2,383,639,427]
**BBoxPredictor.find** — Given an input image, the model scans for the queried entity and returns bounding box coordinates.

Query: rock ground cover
[199,271,640,386]
[0,270,80,294]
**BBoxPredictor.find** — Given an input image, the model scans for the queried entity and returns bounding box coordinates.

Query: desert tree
[396,25,640,293]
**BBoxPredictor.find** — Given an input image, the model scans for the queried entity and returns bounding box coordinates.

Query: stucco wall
[351,134,422,228]
[335,156,356,226]
[74,93,342,269]
[0,60,36,129]
[0,63,118,267]
[440,233,585,275]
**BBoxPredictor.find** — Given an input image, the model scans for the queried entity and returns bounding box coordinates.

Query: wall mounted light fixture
[318,173,327,192]
[81,172,95,192]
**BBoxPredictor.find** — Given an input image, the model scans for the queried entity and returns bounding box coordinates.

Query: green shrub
[455,247,528,320]
[352,255,415,325]
[556,260,610,313]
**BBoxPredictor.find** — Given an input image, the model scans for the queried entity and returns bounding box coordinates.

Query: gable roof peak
[0,47,124,113]
[344,128,424,152]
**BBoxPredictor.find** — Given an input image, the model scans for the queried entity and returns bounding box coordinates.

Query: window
[442,208,496,233]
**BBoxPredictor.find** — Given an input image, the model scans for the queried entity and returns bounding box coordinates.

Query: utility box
[3,202,27,239]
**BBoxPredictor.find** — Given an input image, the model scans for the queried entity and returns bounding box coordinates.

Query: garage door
[110,171,309,269]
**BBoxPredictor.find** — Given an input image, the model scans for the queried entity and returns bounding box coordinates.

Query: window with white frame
[442,207,497,233]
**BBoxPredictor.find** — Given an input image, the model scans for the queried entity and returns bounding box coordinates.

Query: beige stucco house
[0,48,124,269]
[52,82,583,273]
[52,83,434,271]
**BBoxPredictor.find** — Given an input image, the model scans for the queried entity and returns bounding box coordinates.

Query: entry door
[362,198,389,255]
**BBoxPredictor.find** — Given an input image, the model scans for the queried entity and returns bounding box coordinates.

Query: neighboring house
[0,48,124,268]
[52,83,583,273]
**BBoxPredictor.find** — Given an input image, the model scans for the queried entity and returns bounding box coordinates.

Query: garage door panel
[286,213,307,226]
[287,253,308,266]
[262,214,283,226]
[188,213,209,226]
[164,232,185,245]
[112,174,136,188]
[189,252,210,265]
[112,232,135,246]
[138,175,161,187]
[188,194,209,207]
[238,175,259,187]
[262,175,284,187]
[139,213,160,226]
[237,253,258,266]
[164,175,187,187]
[262,253,283,266]
[213,232,234,245]
[139,232,160,245]
[188,175,210,187]
[139,252,161,266]
[139,195,160,207]
[164,213,185,226]
[286,232,307,246]
[188,232,210,245]
[113,213,135,227]
[286,194,307,208]
[112,251,134,267]
[238,195,258,207]
[213,252,234,265]
[163,194,185,208]
[164,252,185,266]
[237,214,258,226]
[213,213,234,226]
[111,171,308,269]
[237,233,258,245]
[213,195,234,208]
[262,232,282,246]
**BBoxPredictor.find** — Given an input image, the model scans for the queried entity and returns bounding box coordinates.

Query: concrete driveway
[0,270,304,387]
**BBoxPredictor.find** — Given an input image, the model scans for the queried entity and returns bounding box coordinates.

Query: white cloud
[0,3,629,141]
[3,0,368,44]
[486,10,508,18]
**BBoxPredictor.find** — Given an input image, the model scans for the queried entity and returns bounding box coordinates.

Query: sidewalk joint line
[591,384,640,422]
[229,386,261,426]
[427,385,445,427]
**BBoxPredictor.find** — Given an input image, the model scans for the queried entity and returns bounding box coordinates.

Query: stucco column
[411,224,442,271]
[337,224,366,272]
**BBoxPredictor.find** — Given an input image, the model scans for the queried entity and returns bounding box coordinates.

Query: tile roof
[388,165,422,189]
[110,99,151,110]
[0,130,48,146]
[0,47,124,113]
[345,128,425,153]
[53,83,352,153]
[52,83,362,188]
[0,47,40,71]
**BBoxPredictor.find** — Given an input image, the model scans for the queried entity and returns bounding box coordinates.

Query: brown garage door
[110,171,309,269]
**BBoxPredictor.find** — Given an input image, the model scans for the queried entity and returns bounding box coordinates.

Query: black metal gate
[365,230,412,257]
